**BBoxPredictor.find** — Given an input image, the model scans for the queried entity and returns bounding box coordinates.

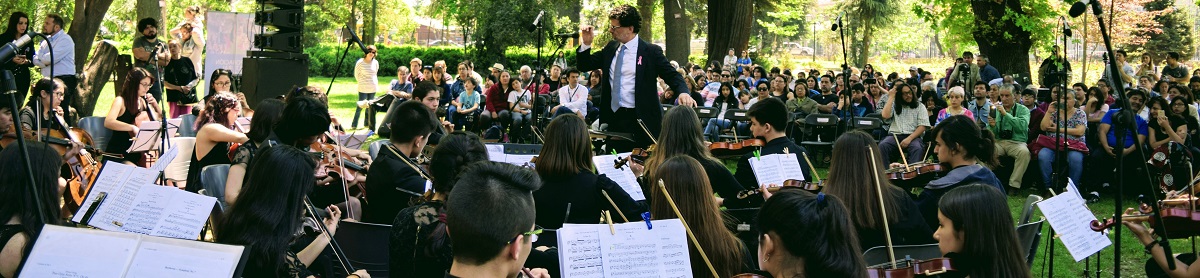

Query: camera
[999,130,1014,140]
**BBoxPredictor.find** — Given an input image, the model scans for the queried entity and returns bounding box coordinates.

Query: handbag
[1031,134,1089,155]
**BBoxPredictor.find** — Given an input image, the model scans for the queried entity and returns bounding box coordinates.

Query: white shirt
[508,89,531,112]
[556,83,589,117]
[32,29,76,77]
[581,35,639,109]
[355,58,379,93]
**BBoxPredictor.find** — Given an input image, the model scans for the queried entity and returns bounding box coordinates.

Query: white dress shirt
[556,83,590,117]
[580,35,639,109]
[32,29,76,77]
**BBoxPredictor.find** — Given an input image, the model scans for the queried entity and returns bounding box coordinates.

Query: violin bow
[600,190,629,222]
[657,179,720,278]
[325,131,356,219]
[890,132,911,171]
[868,146,899,269]
[636,119,659,145]
[303,197,356,273]
[801,151,821,182]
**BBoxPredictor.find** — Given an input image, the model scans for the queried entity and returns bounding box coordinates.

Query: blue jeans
[1037,148,1084,188]
[352,92,374,129]
[703,119,750,142]
[554,106,578,118]
[449,106,480,131]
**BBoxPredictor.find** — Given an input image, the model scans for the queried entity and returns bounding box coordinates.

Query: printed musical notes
[72,161,217,240]
[748,153,806,186]
[593,153,646,201]
[1037,179,1111,261]
[557,219,692,278]
[22,225,245,278]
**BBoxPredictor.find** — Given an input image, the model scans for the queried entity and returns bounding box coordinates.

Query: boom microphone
[553,32,579,39]
[1068,0,1092,18]
[0,32,38,61]
[831,14,842,31]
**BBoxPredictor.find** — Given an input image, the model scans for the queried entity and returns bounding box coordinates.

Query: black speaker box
[241,56,308,109]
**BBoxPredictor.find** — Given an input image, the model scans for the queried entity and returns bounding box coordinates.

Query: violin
[885,162,945,181]
[708,127,764,157]
[613,145,654,170]
[310,141,368,195]
[736,180,823,199]
[1090,195,1200,238]
[866,257,958,278]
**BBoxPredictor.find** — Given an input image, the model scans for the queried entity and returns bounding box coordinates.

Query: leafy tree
[1142,0,1194,60]
[753,0,812,56]
[706,0,754,66]
[915,0,1059,82]
[432,0,562,67]
[838,0,900,66]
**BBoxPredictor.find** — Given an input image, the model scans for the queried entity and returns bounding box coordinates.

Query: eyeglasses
[722,75,730,77]
[608,25,626,31]
[214,81,232,86]
[505,225,544,246]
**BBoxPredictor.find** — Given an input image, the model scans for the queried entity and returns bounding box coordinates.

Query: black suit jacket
[576,38,689,140]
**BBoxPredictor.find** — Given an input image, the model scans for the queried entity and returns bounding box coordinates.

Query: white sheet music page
[1037,189,1111,261]
[20,225,141,277]
[126,235,244,278]
[776,153,806,182]
[121,185,216,239]
[486,144,506,163]
[748,154,785,186]
[149,145,180,173]
[72,161,160,231]
[556,220,692,278]
[592,153,645,201]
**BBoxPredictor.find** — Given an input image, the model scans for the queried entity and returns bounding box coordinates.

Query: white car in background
[782,42,814,57]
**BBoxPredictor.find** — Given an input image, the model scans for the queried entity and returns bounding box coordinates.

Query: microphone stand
[2,69,49,224]
[528,17,545,144]
[834,16,852,136]
[1043,17,1073,278]
[149,41,171,184]
[1075,2,1173,275]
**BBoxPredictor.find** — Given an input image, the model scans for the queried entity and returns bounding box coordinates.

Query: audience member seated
[879,83,931,165]
[988,85,1032,191]
[1036,91,1087,190]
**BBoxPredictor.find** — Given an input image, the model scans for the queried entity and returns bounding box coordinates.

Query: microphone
[831,14,842,31]
[553,32,579,39]
[529,11,545,32]
[1068,0,1092,17]
[1061,16,1072,37]
[343,25,369,53]
[0,32,38,61]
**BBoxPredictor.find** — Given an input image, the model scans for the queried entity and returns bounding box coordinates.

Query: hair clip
[816,192,826,207]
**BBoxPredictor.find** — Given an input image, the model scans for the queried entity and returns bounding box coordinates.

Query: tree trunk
[663,0,691,64]
[365,0,376,45]
[933,31,946,58]
[859,16,874,66]
[77,41,120,118]
[136,0,162,33]
[706,0,753,65]
[68,0,118,114]
[971,0,1033,82]
[638,0,655,42]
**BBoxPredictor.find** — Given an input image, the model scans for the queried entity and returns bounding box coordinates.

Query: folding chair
[1016,220,1044,266]
[335,221,392,278]
[717,109,751,142]
[800,114,839,167]
[177,114,198,137]
[1018,195,1044,225]
[369,139,391,160]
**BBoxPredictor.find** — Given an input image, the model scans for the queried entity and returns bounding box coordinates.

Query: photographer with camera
[987,85,1032,191]
[1038,45,1072,89]
[950,52,980,98]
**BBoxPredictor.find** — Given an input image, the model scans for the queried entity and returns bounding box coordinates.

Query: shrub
[304,44,577,77]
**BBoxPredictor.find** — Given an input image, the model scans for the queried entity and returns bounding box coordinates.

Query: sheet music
[20,225,140,277]
[592,153,645,201]
[126,235,244,277]
[504,154,538,166]
[73,161,159,229]
[149,188,217,239]
[337,130,373,149]
[72,161,216,240]
[1037,187,1112,261]
[556,220,692,278]
[236,117,251,131]
[128,121,176,153]
[22,225,245,278]
[748,154,806,186]
[148,145,180,173]
[486,144,505,161]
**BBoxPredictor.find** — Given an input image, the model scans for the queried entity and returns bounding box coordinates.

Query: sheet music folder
[21,225,248,278]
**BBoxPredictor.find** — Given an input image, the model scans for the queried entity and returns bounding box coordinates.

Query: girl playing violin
[104,68,163,166]
[225,98,285,206]
[216,145,370,278]
[756,188,867,277]
[936,184,1031,278]
[185,92,248,192]
[825,131,934,250]
[637,106,747,208]
[533,114,644,233]
[915,115,1003,229]
[0,142,64,278]
[652,155,753,277]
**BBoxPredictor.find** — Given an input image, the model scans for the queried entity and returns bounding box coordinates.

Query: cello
[47,109,102,214]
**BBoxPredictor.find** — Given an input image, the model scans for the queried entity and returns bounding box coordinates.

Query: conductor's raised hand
[580,25,596,46]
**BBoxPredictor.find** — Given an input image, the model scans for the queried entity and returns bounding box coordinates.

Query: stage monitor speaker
[241,56,308,109]
[254,32,303,53]
[255,8,304,30]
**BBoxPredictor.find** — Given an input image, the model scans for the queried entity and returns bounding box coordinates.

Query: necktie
[611,45,627,112]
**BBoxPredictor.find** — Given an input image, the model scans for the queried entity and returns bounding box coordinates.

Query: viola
[310,142,368,196]
[867,257,958,278]
[613,146,654,170]
[709,138,765,157]
[49,111,102,214]
[885,162,945,181]
[736,180,823,199]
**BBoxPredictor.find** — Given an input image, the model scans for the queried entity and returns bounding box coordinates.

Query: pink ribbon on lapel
[638,56,643,65]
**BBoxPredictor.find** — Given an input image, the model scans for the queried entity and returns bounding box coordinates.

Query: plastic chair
[693,106,719,122]
[200,164,231,210]
[177,114,198,137]
[850,117,885,140]
[1016,220,1044,266]
[861,243,943,267]
[334,221,392,278]
[800,114,839,166]
[164,137,196,183]
[77,116,112,150]
[369,139,391,160]
[717,109,751,142]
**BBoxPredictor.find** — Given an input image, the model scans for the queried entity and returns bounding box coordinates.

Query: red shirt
[484,84,510,112]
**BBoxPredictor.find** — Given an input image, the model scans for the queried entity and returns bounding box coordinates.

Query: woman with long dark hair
[638,106,747,208]
[0,142,63,278]
[18,78,66,134]
[389,131,489,276]
[1,12,33,103]
[104,68,163,165]
[918,115,1002,229]
[185,92,248,192]
[216,145,370,278]
[652,155,751,277]
[225,98,286,205]
[936,184,1032,278]
[534,115,643,233]
[703,82,745,142]
[1148,96,1188,149]
[824,131,934,249]
[756,189,866,278]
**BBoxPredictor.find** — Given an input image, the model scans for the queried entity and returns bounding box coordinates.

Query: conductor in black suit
[577,5,693,152]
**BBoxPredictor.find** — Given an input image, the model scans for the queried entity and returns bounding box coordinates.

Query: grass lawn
[87,76,1167,276]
